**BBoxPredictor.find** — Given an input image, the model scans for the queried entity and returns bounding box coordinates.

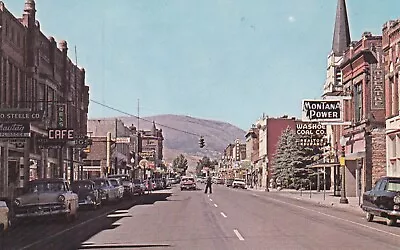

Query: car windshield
[109,180,119,186]
[133,179,141,184]
[71,182,92,190]
[93,180,108,188]
[182,178,194,182]
[28,182,65,193]
[386,181,400,192]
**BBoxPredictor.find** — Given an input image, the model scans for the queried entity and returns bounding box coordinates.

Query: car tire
[386,216,397,226]
[365,212,374,222]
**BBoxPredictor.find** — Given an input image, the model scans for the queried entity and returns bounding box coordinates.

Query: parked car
[71,180,101,210]
[361,176,400,226]
[155,179,164,190]
[13,178,78,222]
[132,179,145,195]
[143,179,154,192]
[92,178,120,203]
[180,176,196,191]
[108,178,124,200]
[108,174,134,197]
[232,179,246,189]
[225,178,234,187]
[0,200,10,232]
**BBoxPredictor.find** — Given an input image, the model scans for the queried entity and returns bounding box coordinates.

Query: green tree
[272,127,313,188]
[172,154,188,175]
[196,156,215,175]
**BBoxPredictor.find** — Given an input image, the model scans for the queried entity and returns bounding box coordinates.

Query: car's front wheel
[386,216,397,226]
[365,212,374,222]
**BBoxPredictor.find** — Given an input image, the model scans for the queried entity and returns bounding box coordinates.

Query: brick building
[0,1,89,200]
[339,32,386,196]
[383,19,400,177]
[139,121,164,178]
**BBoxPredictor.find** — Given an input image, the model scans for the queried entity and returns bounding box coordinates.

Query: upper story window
[354,83,363,122]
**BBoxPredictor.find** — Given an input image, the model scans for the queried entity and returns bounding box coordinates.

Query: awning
[307,162,339,168]
[345,151,365,160]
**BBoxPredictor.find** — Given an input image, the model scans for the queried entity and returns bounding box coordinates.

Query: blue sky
[5,0,400,130]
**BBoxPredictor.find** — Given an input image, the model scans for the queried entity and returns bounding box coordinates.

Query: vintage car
[180,176,196,191]
[0,200,10,232]
[108,174,134,197]
[225,178,234,187]
[92,178,120,203]
[71,180,101,210]
[232,179,246,189]
[361,176,400,226]
[132,179,145,195]
[13,178,78,222]
[108,178,124,199]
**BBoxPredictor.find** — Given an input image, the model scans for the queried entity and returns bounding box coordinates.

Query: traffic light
[199,136,205,148]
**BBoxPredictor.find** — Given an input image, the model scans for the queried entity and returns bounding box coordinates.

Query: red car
[180,177,196,191]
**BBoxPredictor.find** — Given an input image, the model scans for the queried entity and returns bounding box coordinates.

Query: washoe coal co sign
[301,99,343,123]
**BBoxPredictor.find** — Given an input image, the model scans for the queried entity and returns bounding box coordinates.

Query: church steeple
[332,0,351,56]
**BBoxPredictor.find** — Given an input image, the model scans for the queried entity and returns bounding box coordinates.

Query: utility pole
[115,118,118,175]
[106,132,111,177]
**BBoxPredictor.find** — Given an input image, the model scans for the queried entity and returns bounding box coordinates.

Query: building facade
[383,19,400,177]
[0,1,89,200]
[340,32,386,196]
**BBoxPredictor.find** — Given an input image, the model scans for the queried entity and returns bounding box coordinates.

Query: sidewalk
[247,187,364,215]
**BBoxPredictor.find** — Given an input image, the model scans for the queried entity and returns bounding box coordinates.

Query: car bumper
[15,209,70,218]
[78,200,97,206]
[361,205,400,216]
[181,185,196,189]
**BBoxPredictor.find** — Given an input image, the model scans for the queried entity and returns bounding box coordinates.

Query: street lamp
[339,136,349,204]
[265,157,269,192]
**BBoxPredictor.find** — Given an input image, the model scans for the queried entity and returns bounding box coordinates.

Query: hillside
[118,114,246,167]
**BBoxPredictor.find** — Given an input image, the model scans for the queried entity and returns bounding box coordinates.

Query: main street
[1,184,400,250]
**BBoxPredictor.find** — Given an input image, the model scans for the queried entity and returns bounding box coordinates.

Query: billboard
[301,99,343,122]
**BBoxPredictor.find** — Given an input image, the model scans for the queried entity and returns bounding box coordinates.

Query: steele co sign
[0,110,43,122]
[301,99,343,122]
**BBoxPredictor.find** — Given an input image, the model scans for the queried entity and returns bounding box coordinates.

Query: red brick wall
[370,128,386,186]
[267,118,296,164]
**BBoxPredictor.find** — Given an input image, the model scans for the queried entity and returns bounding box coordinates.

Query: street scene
[1,0,400,249]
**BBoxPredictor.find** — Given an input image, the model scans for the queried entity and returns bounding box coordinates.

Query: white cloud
[288,16,296,23]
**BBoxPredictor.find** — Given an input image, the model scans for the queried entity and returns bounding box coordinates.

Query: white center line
[220,212,227,218]
[210,198,213,201]
[214,204,218,207]
[234,229,245,241]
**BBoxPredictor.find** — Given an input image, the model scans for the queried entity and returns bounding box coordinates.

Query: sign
[74,135,90,148]
[371,67,385,110]
[296,137,327,147]
[48,129,74,140]
[0,110,43,122]
[116,137,131,144]
[56,104,67,128]
[37,138,65,149]
[0,123,31,138]
[339,156,346,166]
[302,99,343,122]
[296,122,327,147]
[139,151,155,159]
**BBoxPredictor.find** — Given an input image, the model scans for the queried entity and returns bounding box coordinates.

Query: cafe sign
[0,110,43,122]
[301,99,343,122]
[0,123,31,138]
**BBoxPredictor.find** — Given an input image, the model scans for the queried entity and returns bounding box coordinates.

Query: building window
[354,83,363,122]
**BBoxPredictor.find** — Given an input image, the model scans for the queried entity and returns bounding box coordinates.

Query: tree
[172,154,188,175]
[196,156,216,175]
[272,127,312,189]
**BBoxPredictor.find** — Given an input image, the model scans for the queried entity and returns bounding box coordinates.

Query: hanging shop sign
[0,110,43,122]
[295,122,327,147]
[56,104,67,128]
[0,123,31,138]
[301,99,343,122]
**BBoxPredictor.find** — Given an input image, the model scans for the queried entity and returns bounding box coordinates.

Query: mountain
[118,114,246,167]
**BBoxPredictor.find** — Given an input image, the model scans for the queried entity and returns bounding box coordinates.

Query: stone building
[0,1,89,200]
[383,19,400,177]
[340,32,386,196]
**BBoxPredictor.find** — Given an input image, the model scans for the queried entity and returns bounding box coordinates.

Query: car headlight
[394,195,400,204]
[58,195,65,202]
[14,199,21,207]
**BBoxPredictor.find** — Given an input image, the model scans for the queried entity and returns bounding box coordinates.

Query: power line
[89,99,203,137]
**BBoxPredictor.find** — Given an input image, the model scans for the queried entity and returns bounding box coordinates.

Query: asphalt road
[1,184,400,250]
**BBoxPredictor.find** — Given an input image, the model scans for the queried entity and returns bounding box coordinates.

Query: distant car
[108,178,124,200]
[0,200,10,232]
[232,179,246,189]
[13,178,79,222]
[181,177,196,191]
[108,174,134,197]
[71,180,101,210]
[361,176,400,226]
[226,179,234,187]
[132,179,145,195]
[92,178,120,203]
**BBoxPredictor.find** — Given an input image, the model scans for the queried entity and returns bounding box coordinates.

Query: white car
[232,179,246,189]
[0,200,10,231]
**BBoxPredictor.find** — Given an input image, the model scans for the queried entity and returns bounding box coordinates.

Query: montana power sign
[301,99,343,123]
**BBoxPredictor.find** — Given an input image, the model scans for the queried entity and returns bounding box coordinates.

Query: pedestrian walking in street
[205,175,212,194]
